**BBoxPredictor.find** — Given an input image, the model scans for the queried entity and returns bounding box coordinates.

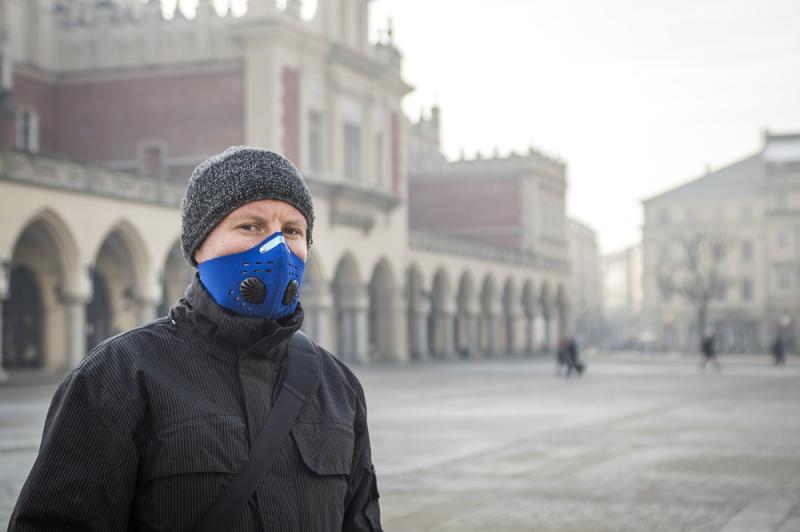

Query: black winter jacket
[9,277,381,532]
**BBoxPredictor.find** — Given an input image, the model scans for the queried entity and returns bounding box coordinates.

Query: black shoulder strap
[192,331,321,532]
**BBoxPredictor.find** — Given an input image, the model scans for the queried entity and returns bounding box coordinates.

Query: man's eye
[240,224,257,231]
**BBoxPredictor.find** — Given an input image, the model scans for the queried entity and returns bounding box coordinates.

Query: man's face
[194,199,309,264]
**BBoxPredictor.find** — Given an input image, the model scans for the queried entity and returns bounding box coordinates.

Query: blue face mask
[197,232,305,320]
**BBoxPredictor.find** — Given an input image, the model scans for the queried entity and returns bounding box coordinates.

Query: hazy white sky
[367,0,800,254]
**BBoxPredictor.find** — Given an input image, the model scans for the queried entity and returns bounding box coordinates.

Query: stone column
[487,312,501,356]
[441,310,455,359]
[465,313,480,358]
[559,303,571,339]
[505,312,519,356]
[61,265,93,369]
[455,312,477,358]
[353,300,369,364]
[0,298,5,380]
[390,297,409,363]
[135,269,163,325]
[237,16,279,149]
[549,315,560,353]
[409,296,430,361]
[64,293,89,369]
[337,284,369,364]
[305,302,331,346]
[525,314,536,356]
[135,294,161,325]
[0,267,7,380]
[543,314,552,354]
[304,284,333,349]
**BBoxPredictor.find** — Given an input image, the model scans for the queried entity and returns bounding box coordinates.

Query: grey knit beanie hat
[181,146,314,267]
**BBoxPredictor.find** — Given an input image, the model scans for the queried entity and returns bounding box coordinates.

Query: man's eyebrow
[228,211,268,225]
[229,211,306,228]
[282,217,307,228]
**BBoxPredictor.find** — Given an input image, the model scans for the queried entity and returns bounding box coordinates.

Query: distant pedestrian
[700,332,721,372]
[771,337,786,366]
[556,337,570,376]
[556,336,585,378]
[566,337,585,377]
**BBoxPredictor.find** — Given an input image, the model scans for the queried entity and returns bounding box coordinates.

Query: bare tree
[657,233,729,351]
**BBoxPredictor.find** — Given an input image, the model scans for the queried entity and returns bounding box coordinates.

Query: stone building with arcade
[0,0,571,374]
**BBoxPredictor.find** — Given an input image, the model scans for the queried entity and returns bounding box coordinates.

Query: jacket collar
[173,274,303,364]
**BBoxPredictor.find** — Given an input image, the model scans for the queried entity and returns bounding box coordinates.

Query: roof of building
[643,153,764,204]
[763,134,800,162]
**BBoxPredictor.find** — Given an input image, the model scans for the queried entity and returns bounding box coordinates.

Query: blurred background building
[0,0,574,373]
[566,218,603,349]
[408,109,572,356]
[602,244,643,350]
[641,132,800,353]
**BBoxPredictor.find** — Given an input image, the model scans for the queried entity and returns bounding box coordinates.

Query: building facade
[0,0,571,373]
[602,244,643,349]
[566,218,602,348]
[641,132,800,353]
[408,107,572,353]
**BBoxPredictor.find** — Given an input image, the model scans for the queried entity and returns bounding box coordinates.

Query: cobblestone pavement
[1,353,799,531]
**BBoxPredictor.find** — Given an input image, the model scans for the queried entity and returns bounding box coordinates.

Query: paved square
[2,354,799,531]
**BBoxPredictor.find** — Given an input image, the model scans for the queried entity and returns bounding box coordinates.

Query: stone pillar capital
[132,288,162,308]
[59,263,93,305]
[335,281,369,310]
[59,285,91,306]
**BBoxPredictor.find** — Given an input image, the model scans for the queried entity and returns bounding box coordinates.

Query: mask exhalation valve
[240,277,266,304]
[283,280,299,306]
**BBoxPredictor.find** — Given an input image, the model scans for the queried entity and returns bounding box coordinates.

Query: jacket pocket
[291,422,354,476]
[140,415,248,481]
[135,416,249,531]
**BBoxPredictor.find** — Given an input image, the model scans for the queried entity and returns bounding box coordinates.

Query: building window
[717,283,728,301]
[375,132,385,188]
[685,208,697,223]
[741,279,753,300]
[659,243,671,262]
[343,122,361,182]
[143,145,165,178]
[778,231,789,250]
[741,241,753,261]
[16,107,39,153]
[713,207,724,223]
[779,272,792,291]
[308,111,324,173]
[740,206,752,222]
[662,287,672,303]
[659,209,670,225]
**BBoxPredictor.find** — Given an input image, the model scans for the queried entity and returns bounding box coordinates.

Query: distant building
[408,107,571,353]
[567,219,603,347]
[641,131,800,353]
[602,244,643,349]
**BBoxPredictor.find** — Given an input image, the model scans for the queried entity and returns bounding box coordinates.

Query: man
[700,329,721,372]
[771,335,786,366]
[9,147,382,531]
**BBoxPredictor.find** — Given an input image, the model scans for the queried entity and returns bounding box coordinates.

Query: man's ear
[193,243,206,265]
